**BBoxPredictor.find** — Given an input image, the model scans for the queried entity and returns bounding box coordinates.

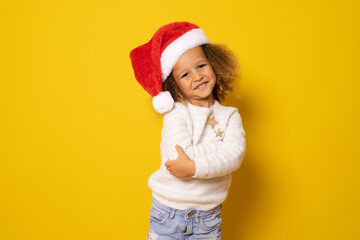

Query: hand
[165,145,196,178]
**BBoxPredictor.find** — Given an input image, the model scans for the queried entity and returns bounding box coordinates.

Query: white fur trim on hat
[160,28,210,81]
[152,91,175,114]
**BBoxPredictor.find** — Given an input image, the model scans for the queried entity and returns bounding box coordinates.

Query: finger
[175,145,185,155]
[165,161,174,168]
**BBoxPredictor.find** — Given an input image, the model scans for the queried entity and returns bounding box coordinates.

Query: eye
[198,64,206,69]
[181,73,189,78]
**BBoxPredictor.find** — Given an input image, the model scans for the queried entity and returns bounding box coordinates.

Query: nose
[193,70,203,82]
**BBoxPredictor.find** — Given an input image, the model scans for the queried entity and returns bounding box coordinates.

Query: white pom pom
[152,91,174,114]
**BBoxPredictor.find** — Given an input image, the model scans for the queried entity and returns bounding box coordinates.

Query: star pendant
[214,128,224,137]
[206,116,219,129]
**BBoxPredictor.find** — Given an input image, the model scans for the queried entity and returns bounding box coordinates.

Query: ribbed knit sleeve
[161,105,223,162]
[193,110,246,179]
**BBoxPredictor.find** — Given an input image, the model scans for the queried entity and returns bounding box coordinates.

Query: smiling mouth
[194,81,209,90]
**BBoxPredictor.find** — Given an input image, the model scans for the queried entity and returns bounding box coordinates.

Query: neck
[188,96,215,108]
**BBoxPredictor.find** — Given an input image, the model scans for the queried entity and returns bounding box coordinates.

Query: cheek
[178,80,191,92]
[205,67,216,78]
[174,79,184,91]
[210,69,216,79]
[208,73,216,85]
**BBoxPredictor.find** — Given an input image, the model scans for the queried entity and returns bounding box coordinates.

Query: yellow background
[1,0,359,239]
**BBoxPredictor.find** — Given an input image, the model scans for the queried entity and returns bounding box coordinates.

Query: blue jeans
[147,198,222,240]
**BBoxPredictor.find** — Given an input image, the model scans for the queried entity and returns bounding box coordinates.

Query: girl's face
[172,46,216,107]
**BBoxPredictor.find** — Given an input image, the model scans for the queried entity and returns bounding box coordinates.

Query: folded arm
[162,106,245,179]
[161,107,223,162]
[193,111,246,179]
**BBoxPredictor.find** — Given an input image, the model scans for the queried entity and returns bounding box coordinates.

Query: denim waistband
[152,197,222,218]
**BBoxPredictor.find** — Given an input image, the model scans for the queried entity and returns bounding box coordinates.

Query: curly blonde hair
[162,43,240,103]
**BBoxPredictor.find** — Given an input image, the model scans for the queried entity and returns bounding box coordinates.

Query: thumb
[175,145,185,156]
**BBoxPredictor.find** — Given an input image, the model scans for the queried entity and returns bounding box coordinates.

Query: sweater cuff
[193,157,208,178]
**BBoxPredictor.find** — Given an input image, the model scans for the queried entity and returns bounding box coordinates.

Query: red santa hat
[129,21,210,114]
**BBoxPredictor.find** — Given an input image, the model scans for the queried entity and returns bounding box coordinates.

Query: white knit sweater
[148,100,246,210]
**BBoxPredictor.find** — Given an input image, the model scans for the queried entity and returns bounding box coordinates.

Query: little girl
[130,22,246,240]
